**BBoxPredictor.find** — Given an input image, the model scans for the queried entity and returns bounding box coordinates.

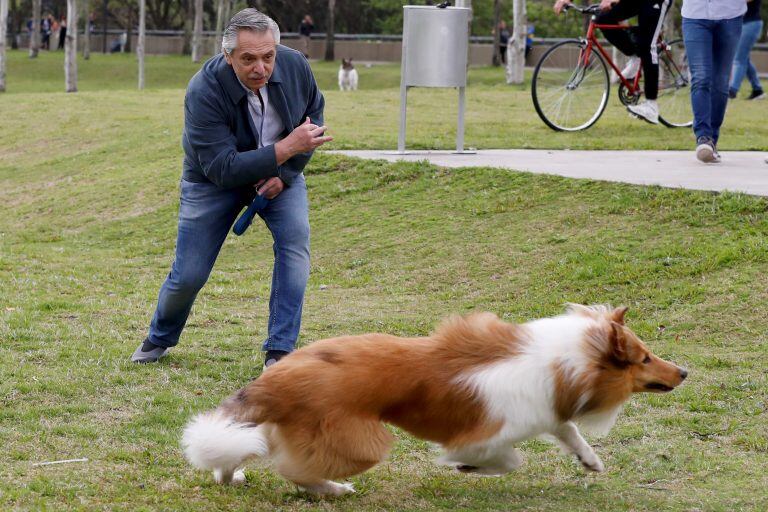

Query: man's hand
[255,177,284,200]
[553,0,572,14]
[599,0,619,11]
[274,117,333,165]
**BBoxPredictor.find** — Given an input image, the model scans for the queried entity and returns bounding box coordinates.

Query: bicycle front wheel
[532,40,610,132]
[657,39,693,128]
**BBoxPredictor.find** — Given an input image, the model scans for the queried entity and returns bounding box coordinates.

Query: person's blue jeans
[147,175,310,353]
[729,19,764,95]
[682,16,742,144]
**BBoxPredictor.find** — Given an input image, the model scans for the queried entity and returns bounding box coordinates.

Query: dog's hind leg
[273,413,393,492]
[554,421,604,472]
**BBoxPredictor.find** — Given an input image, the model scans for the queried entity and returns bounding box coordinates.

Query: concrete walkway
[329,150,768,197]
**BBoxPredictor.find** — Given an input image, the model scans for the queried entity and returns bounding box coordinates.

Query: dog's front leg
[553,422,604,472]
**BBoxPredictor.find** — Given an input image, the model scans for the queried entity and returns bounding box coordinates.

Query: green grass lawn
[1,51,767,511]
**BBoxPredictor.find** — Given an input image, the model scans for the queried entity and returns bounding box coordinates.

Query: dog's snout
[679,368,688,380]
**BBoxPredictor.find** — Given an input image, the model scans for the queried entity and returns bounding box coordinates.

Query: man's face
[224,29,276,92]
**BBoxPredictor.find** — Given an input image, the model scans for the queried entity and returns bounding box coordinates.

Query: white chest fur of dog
[182,304,687,497]
[338,58,358,91]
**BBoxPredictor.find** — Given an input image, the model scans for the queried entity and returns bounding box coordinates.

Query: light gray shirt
[681,0,747,20]
[237,78,286,149]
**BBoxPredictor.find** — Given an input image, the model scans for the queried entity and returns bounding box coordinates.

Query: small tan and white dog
[338,58,358,91]
[182,305,687,496]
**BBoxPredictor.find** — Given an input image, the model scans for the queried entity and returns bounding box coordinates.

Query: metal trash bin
[397,5,473,153]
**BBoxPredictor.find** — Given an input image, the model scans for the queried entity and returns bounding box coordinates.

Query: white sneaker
[621,56,642,79]
[627,100,659,124]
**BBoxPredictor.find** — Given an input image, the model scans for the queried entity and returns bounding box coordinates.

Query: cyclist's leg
[595,1,640,57]
[637,0,672,100]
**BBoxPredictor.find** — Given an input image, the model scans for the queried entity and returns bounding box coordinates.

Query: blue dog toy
[232,193,270,236]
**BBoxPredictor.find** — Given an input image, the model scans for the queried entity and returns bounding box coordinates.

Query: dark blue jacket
[181,46,325,189]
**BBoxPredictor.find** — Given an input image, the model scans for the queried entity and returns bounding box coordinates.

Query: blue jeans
[682,16,742,143]
[147,175,310,353]
[729,19,764,95]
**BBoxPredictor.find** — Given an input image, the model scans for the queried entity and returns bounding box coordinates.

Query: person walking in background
[58,16,67,50]
[51,16,60,49]
[298,14,314,58]
[682,0,746,163]
[496,20,511,64]
[728,0,765,100]
[41,14,52,50]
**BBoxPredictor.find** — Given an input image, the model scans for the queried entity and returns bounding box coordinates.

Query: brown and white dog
[182,305,687,496]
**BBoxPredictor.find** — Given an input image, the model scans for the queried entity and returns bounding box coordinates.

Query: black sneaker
[747,89,766,100]
[131,338,169,363]
[695,136,719,164]
[263,350,289,370]
[728,89,737,99]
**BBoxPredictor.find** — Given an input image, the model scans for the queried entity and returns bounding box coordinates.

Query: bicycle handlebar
[564,3,603,15]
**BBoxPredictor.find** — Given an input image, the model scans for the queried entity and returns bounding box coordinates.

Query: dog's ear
[608,321,629,364]
[611,306,628,325]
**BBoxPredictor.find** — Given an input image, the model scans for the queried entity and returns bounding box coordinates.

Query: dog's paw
[232,469,246,485]
[578,455,605,473]
[300,480,356,496]
[333,482,356,496]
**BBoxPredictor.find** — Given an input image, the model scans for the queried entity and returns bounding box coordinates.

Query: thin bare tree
[324,0,335,61]
[214,0,224,53]
[29,0,40,58]
[0,0,7,92]
[82,0,90,59]
[191,0,202,62]
[505,0,526,84]
[492,0,502,66]
[65,0,78,92]
[222,0,232,46]
[138,0,145,89]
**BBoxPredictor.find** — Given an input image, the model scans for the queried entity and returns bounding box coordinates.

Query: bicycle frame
[581,18,642,95]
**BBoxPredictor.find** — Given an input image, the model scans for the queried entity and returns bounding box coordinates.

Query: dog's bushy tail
[182,410,269,472]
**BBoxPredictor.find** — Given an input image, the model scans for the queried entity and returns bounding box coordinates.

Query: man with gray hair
[132,9,330,368]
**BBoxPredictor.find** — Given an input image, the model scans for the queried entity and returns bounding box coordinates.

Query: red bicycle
[532,3,692,131]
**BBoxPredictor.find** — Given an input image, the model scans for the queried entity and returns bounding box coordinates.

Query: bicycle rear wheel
[657,39,693,128]
[532,40,610,132]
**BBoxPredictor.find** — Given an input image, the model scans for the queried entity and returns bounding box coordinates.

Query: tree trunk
[101,0,107,54]
[324,0,335,61]
[9,0,17,49]
[138,0,145,89]
[65,0,78,92]
[223,0,232,35]
[182,0,193,55]
[492,0,501,67]
[191,0,202,62]
[123,5,131,52]
[82,0,90,59]
[505,0,526,84]
[29,0,40,58]
[0,0,8,92]
[214,0,224,53]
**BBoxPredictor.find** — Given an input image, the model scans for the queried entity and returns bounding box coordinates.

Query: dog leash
[232,191,269,236]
